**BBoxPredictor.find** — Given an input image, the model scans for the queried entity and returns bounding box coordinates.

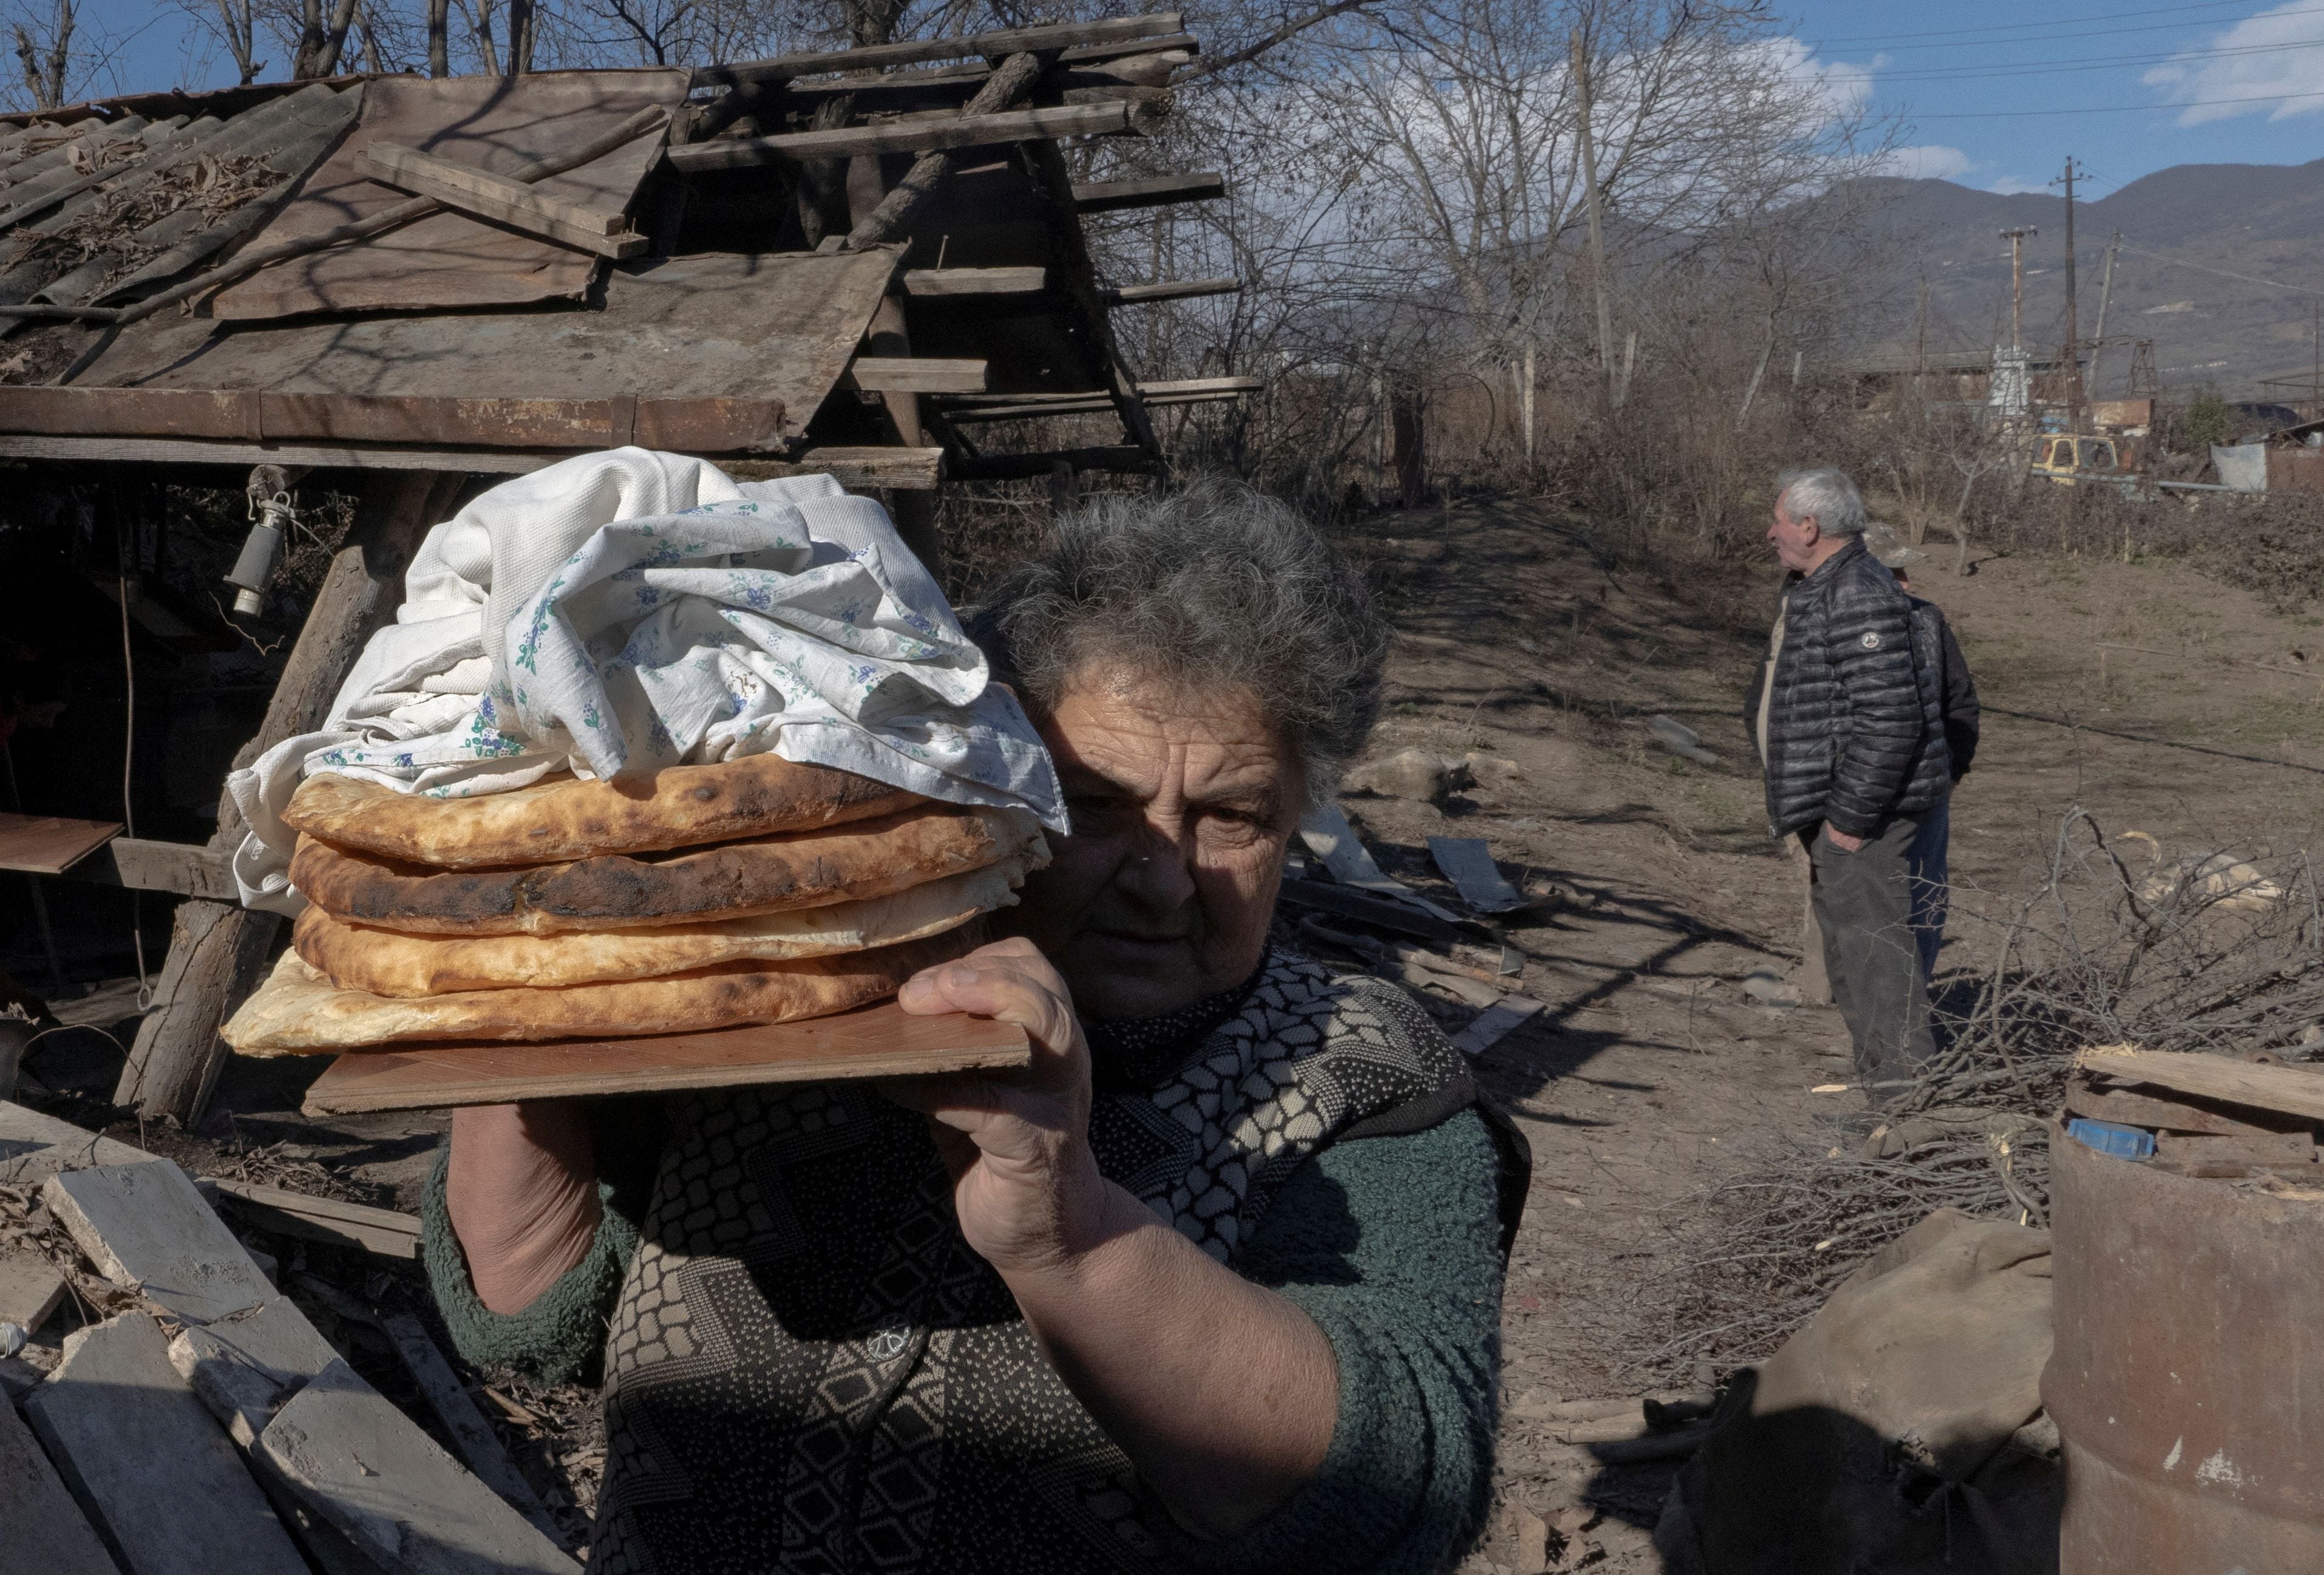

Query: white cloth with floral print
[225,447,1064,916]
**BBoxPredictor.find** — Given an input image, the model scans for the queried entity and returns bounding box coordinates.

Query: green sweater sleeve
[1172,1109,1507,1575]
[420,1144,640,1385]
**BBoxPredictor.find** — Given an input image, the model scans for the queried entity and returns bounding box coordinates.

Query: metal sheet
[210,70,686,321]
[57,247,900,454]
[2044,1116,2324,1571]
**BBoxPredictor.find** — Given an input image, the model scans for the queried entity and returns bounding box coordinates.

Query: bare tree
[9,0,72,110]
[172,0,265,84]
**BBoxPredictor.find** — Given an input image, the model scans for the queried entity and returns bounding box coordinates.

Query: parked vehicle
[2030,434,2139,488]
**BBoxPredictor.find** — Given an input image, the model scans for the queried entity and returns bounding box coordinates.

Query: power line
[1821,35,2324,84]
[1808,0,2263,47]
[2115,240,2324,298]
[1911,86,2324,118]
[1811,3,2324,56]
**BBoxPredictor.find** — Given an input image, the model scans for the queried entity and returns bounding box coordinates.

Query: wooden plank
[360,141,625,234]
[257,1357,579,1575]
[781,49,1194,108]
[0,1391,118,1575]
[24,1313,311,1575]
[58,835,240,900]
[724,446,945,491]
[0,432,565,473]
[2079,1045,2324,1125]
[0,811,118,874]
[44,1162,341,1386]
[1103,276,1240,305]
[212,1179,420,1261]
[1139,376,1264,397]
[1070,169,1224,212]
[0,1248,64,1331]
[1427,836,1528,913]
[302,1000,1031,1115]
[904,265,1047,296]
[1451,995,1547,1057]
[670,101,1132,173]
[2061,1083,2294,1137]
[843,356,989,393]
[357,142,649,260]
[693,12,1184,88]
[375,1312,554,1531]
[0,1101,154,1185]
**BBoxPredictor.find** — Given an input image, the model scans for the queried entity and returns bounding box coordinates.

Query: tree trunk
[114,470,467,1126]
[427,0,448,76]
[506,0,534,73]
[1392,387,1425,509]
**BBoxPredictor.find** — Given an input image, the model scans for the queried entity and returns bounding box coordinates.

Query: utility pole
[1999,228,2036,351]
[2053,156,2087,429]
[1571,28,1616,406]
[2088,230,2121,401]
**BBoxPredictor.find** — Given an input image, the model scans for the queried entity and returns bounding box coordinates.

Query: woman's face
[999,668,1303,1021]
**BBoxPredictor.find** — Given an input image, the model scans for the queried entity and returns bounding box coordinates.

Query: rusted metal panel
[210,70,685,321]
[2044,1117,2324,1570]
[2265,447,2324,494]
[25,248,900,454]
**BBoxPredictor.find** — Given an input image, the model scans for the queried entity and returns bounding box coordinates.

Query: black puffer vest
[1762,536,1950,838]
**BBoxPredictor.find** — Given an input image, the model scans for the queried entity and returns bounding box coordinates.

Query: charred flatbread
[290,803,1044,936]
[283,758,919,868]
[223,928,977,1054]
[292,859,1027,996]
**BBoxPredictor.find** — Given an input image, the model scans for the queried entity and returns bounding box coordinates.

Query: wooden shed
[0,12,1245,1123]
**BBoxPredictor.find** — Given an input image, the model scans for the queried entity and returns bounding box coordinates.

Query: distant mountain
[1844,160,2324,400]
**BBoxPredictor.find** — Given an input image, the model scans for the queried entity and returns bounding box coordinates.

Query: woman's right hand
[445,1101,602,1315]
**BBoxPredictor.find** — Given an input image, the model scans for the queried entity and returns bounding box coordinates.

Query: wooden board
[356,141,648,259]
[0,1390,117,1575]
[2061,1082,2297,1137]
[0,811,118,874]
[302,1001,1031,1114]
[2079,1045,2324,1125]
[1070,169,1223,212]
[24,1313,311,1575]
[211,1179,420,1261]
[668,101,1131,173]
[905,266,1047,296]
[256,1357,578,1575]
[693,13,1184,89]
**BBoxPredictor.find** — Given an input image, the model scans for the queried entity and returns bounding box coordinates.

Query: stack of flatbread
[222,755,1047,1055]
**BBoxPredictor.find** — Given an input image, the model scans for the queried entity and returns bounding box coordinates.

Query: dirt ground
[10,494,2320,1568]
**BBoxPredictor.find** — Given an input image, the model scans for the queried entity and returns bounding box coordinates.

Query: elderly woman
[424,480,1527,1574]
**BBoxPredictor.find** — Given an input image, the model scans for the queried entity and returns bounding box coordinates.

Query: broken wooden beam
[843,357,990,394]
[1103,276,1240,305]
[2078,1044,2324,1124]
[903,265,1047,296]
[209,1179,421,1261]
[257,1357,578,1574]
[0,1384,117,1575]
[668,101,1136,174]
[692,12,1184,89]
[1071,169,1224,212]
[115,469,467,1126]
[356,141,649,259]
[24,1313,312,1575]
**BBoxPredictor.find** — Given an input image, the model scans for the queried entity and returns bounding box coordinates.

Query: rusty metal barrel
[2045,1120,2324,1570]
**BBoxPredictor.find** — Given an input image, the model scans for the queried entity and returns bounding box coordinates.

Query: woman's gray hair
[1776,468,1866,537]
[968,478,1388,810]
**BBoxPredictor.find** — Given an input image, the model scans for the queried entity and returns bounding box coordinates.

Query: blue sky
[55,1,2324,196]
[1784,0,2324,196]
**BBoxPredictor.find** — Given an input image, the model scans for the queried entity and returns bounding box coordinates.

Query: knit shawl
[588,950,1472,1573]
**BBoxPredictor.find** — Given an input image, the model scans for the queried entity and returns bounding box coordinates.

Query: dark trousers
[1802,815,1937,1094]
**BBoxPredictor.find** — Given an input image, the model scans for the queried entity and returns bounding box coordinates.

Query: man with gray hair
[1756,468,1951,1095]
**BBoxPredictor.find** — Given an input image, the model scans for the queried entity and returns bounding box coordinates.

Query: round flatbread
[290,803,1045,936]
[293,859,1027,996]
[284,758,920,868]
[223,928,979,1054]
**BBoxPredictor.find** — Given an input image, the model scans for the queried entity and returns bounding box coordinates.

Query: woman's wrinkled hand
[884,937,1128,1276]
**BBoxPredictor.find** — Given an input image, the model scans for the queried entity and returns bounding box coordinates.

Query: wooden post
[1049,459,1077,520]
[114,469,466,1126]
[848,163,947,579]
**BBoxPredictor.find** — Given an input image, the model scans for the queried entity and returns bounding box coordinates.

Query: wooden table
[301,999,1030,1114]
[0,812,121,875]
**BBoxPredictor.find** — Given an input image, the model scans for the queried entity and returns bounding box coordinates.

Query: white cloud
[2144,1,2324,126]
[1878,145,1974,181]
[1755,38,1883,127]
[1987,175,2050,195]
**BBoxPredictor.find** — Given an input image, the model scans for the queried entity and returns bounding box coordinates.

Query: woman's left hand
[885,937,1125,1274]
